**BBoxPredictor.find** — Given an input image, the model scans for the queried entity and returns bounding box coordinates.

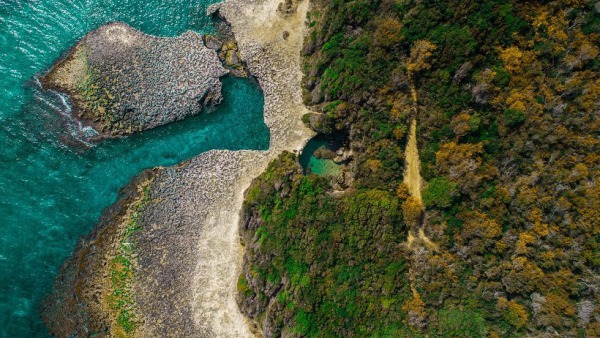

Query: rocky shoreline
[42,0,314,336]
[41,168,160,337]
[41,22,227,141]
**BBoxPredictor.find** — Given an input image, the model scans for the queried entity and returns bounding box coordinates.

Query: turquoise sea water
[0,1,269,336]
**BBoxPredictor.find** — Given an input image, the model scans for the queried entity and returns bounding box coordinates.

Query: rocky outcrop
[203,34,249,78]
[302,112,332,134]
[42,22,227,141]
[203,16,251,78]
[277,0,301,17]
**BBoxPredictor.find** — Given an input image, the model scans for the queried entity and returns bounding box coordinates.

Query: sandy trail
[404,117,422,203]
[404,82,437,307]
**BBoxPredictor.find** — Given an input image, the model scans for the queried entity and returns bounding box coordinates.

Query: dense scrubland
[238,0,599,336]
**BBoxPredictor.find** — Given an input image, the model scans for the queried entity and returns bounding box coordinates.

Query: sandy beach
[185,0,315,335]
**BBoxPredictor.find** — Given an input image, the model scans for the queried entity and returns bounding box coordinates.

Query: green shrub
[503,108,526,127]
[423,177,459,208]
[432,306,488,337]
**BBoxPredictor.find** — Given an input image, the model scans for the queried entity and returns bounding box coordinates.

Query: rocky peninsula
[42,0,313,336]
[41,22,227,140]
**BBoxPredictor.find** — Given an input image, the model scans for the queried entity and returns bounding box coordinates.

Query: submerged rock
[42,22,227,141]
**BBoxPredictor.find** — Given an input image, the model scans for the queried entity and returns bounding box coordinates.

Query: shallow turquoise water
[0,1,269,337]
[299,136,343,176]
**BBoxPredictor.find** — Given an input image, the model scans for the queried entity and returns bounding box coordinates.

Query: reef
[41,22,227,140]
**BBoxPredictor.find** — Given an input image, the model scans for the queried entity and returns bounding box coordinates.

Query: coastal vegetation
[239,0,599,336]
[239,152,413,336]
[106,179,153,337]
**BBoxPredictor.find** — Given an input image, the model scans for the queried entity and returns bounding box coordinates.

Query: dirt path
[404,81,438,317]
[404,117,422,203]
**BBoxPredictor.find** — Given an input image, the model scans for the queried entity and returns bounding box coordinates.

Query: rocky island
[41,22,227,140]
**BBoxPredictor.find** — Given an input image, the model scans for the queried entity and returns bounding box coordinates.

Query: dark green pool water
[0,1,269,336]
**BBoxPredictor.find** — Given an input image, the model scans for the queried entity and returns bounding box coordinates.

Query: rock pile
[277,0,301,17]
[203,34,248,77]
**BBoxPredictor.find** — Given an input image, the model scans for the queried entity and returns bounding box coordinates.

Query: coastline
[42,0,314,336]
[41,168,161,337]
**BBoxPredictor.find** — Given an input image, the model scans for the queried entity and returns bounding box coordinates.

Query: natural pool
[0,1,269,336]
[299,135,344,177]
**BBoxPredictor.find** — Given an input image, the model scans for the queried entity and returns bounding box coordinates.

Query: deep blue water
[0,1,269,336]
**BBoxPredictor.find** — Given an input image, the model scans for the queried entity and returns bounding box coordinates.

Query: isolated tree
[451,112,472,138]
[422,177,458,208]
[373,18,404,48]
[407,40,436,74]
[402,196,423,226]
[396,182,410,200]
[498,297,529,329]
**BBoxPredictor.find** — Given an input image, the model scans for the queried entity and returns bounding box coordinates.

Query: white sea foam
[41,89,98,144]
[55,92,72,115]
[32,75,42,88]
[80,125,98,138]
